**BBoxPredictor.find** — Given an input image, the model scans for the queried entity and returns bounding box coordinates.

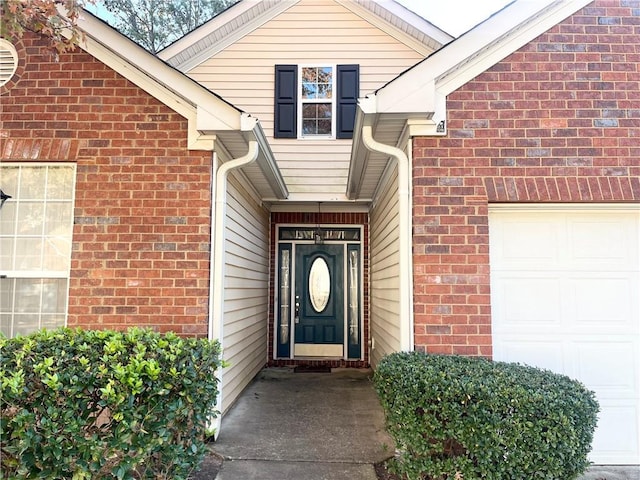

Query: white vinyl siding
[221,173,270,413]
[369,164,401,367]
[186,0,425,199]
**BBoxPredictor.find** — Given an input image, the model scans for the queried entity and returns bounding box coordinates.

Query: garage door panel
[573,341,638,397]
[496,277,562,325]
[490,205,640,465]
[494,338,565,372]
[591,401,639,464]
[568,216,639,269]
[498,219,559,266]
[570,276,636,326]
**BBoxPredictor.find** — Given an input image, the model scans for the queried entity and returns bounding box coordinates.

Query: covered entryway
[489,204,640,464]
[274,225,363,361]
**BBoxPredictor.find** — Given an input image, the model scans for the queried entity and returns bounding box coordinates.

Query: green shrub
[373,351,599,480]
[0,327,222,479]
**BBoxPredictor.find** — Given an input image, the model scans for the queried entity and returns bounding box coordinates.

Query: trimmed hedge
[373,351,599,480]
[0,328,222,479]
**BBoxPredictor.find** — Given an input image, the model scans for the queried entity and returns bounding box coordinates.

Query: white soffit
[158,0,296,70]
[160,0,453,71]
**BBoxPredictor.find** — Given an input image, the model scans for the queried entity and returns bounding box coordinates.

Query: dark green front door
[294,244,344,356]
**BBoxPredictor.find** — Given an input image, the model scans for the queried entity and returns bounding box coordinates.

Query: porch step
[216,459,377,480]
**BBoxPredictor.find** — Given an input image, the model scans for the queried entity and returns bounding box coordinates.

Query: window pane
[14,314,39,336]
[0,238,14,270]
[17,202,44,235]
[302,104,317,117]
[0,201,17,235]
[19,166,47,199]
[318,67,332,82]
[0,166,20,193]
[43,238,71,271]
[318,83,332,99]
[0,278,67,337]
[41,279,67,313]
[318,103,332,118]
[302,67,317,83]
[302,120,316,135]
[302,83,317,99]
[15,278,42,312]
[0,314,11,337]
[41,314,65,330]
[317,120,332,135]
[15,238,43,271]
[0,278,12,312]
[47,166,74,200]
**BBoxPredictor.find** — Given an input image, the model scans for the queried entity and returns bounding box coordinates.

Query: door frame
[274,224,364,360]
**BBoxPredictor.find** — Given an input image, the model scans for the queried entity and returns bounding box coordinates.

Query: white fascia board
[158,0,262,60]
[76,12,244,148]
[159,1,298,71]
[374,0,592,115]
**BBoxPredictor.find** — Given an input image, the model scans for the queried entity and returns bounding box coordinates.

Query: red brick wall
[268,212,369,367]
[1,34,213,336]
[412,0,640,357]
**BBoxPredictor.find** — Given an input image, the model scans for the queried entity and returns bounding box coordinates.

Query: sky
[395,0,513,36]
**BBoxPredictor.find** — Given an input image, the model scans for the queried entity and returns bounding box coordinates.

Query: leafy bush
[1,328,222,479]
[373,351,599,480]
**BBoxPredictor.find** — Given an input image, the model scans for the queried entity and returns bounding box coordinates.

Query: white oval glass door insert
[309,257,330,312]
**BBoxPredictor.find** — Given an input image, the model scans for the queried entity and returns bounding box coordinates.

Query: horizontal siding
[187,0,426,197]
[369,164,401,368]
[221,173,269,413]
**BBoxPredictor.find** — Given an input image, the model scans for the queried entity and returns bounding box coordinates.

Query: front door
[294,244,344,357]
[275,226,362,360]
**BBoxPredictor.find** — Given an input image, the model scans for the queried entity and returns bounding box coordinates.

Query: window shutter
[336,64,359,139]
[274,65,298,138]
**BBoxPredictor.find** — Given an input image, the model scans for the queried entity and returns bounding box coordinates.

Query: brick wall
[411,0,640,357]
[1,34,213,336]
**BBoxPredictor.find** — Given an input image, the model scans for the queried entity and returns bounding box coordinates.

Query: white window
[299,65,335,138]
[0,163,76,337]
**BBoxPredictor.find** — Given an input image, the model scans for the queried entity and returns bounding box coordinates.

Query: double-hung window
[274,64,359,140]
[0,163,76,337]
[300,66,334,137]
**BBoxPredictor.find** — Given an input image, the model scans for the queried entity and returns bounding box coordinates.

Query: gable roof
[158,0,453,70]
[347,0,593,201]
[75,10,287,200]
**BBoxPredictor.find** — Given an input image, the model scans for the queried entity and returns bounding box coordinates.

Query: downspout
[361,125,414,352]
[208,139,259,437]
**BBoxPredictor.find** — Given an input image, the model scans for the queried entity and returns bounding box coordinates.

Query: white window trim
[297,64,336,139]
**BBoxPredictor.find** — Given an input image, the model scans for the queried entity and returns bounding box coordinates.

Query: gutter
[207,139,259,437]
[360,125,414,352]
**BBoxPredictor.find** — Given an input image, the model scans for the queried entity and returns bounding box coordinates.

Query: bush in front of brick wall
[0,328,222,479]
[373,351,599,480]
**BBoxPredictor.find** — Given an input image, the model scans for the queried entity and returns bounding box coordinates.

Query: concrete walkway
[213,368,391,480]
[203,367,640,480]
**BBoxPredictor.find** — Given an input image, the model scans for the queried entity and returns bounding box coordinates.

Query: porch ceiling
[347,111,413,201]
[216,128,288,201]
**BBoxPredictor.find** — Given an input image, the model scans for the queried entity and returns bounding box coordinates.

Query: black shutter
[274,65,297,138]
[336,64,359,139]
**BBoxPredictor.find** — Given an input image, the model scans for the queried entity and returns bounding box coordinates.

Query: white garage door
[490,205,640,465]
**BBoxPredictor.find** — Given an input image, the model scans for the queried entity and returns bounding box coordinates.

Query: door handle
[295,295,300,323]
